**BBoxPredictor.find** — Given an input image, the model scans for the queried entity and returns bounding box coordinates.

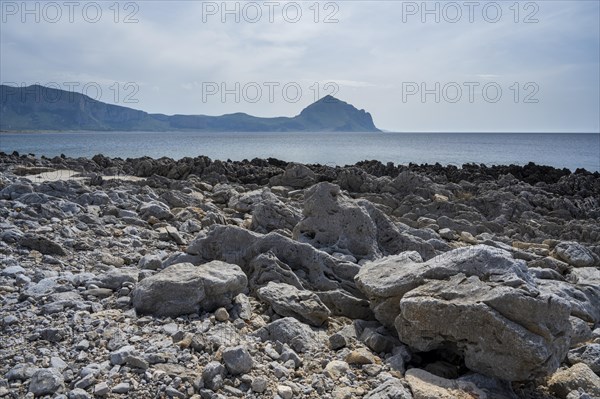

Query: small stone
[50,357,68,370]
[112,382,130,394]
[251,377,268,393]
[329,333,348,350]
[324,360,349,379]
[345,349,377,365]
[109,345,136,365]
[215,307,230,322]
[94,382,110,396]
[126,356,149,370]
[165,386,186,398]
[3,315,18,326]
[222,346,253,375]
[277,385,293,399]
[69,387,91,399]
[202,361,225,390]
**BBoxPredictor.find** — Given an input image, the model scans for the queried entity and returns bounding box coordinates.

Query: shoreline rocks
[1,153,599,398]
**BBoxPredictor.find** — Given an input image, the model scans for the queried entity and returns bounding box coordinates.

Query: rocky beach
[1,152,599,399]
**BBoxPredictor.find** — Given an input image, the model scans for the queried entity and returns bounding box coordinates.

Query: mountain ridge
[0,85,380,132]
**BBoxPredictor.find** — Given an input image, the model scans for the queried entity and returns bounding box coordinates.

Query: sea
[1,132,598,172]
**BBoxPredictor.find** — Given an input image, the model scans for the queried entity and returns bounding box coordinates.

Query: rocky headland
[1,152,599,399]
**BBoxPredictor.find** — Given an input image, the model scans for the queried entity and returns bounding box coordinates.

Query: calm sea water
[1,132,598,172]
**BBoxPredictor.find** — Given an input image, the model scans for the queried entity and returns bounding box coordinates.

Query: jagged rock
[250,193,301,233]
[553,242,597,267]
[536,279,600,324]
[568,343,600,374]
[269,163,316,188]
[406,368,517,399]
[293,182,380,259]
[257,282,331,327]
[356,245,571,381]
[227,189,264,212]
[138,201,173,221]
[222,346,253,375]
[364,377,413,399]
[19,234,66,256]
[186,225,367,319]
[28,368,64,396]
[316,289,373,320]
[293,182,436,261]
[547,363,600,398]
[255,317,322,353]
[132,261,247,317]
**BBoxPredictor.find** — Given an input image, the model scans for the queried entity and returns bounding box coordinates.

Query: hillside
[0,85,380,132]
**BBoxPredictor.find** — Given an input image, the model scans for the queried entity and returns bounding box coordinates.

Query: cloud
[0,0,598,131]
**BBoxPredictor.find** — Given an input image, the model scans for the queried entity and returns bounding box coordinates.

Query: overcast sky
[1,0,599,132]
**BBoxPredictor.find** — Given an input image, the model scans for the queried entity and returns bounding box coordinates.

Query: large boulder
[293,182,436,261]
[186,225,369,320]
[257,282,331,326]
[132,261,247,317]
[355,245,572,381]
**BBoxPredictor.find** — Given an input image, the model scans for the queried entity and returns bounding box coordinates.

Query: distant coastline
[0,85,380,133]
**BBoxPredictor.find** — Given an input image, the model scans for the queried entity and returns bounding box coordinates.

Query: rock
[112,383,130,394]
[138,201,173,221]
[257,282,331,327]
[138,254,163,270]
[269,163,316,188]
[19,234,66,255]
[356,245,572,381]
[222,346,253,375]
[157,226,185,245]
[360,327,400,354]
[345,349,377,365]
[547,363,600,398]
[109,345,136,365]
[406,368,517,399]
[202,361,225,391]
[438,228,458,241]
[364,377,412,399]
[316,289,374,320]
[251,377,268,393]
[214,307,229,322]
[277,385,294,399]
[250,193,301,233]
[228,188,264,212]
[293,182,435,260]
[93,382,110,396]
[256,317,321,353]
[293,182,379,259]
[553,242,597,267]
[91,267,138,290]
[29,368,64,396]
[536,279,600,324]
[69,388,91,399]
[324,360,349,379]
[568,343,600,374]
[132,261,247,317]
[569,317,593,347]
[0,181,33,199]
[187,225,367,319]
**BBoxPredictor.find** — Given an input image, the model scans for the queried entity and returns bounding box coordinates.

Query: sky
[1,0,599,132]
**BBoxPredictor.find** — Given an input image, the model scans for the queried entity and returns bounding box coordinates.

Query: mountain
[0,85,380,132]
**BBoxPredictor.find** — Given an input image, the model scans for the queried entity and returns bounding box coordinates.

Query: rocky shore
[1,152,599,399]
